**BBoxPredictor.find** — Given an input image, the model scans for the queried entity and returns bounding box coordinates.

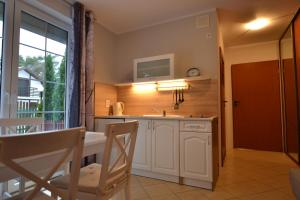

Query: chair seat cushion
[10,191,55,200]
[52,163,101,194]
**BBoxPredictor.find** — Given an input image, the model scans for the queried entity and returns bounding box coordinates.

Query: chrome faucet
[152,108,167,116]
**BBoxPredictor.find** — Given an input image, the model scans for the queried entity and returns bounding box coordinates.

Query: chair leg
[124,184,131,200]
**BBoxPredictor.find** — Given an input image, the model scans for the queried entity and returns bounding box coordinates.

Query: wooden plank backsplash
[94,82,117,116]
[117,79,218,116]
[95,79,218,117]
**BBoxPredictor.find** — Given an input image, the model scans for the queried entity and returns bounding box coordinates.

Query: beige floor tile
[130,185,150,200]
[201,187,235,200]
[238,190,294,200]
[143,184,173,198]
[137,176,167,187]
[127,149,296,200]
[165,182,196,193]
[150,193,180,200]
[175,190,208,200]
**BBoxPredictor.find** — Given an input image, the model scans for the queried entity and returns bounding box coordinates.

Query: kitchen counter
[95,115,217,121]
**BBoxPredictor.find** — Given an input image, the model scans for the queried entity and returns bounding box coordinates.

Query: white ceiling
[78,0,300,47]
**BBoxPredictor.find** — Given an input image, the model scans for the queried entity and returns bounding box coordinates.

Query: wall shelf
[114,75,211,87]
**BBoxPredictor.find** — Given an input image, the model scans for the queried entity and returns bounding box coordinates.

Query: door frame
[279,8,300,164]
[219,48,226,166]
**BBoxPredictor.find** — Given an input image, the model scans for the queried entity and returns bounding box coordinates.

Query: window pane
[0,1,4,105]
[46,24,67,56]
[44,113,65,130]
[19,45,44,80]
[44,82,65,111]
[46,53,65,83]
[18,45,44,120]
[0,3,4,38]
[17,11,67,132]
[46,38,66,56]
[20,29,46,50]
[0,39,2,58]
[21,12,46,37]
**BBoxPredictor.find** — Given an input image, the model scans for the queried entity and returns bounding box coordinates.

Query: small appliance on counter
[112,102,125,116]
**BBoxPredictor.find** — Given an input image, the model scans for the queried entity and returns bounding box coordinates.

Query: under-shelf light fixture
[157,79,189,91]
[132,82,157,92]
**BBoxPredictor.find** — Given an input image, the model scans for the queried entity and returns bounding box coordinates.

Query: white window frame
[0,0,72,195]
[1,0,14,118]
[3,0,71,127]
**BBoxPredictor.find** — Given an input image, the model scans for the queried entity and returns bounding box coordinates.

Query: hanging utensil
[181,89,184,103]
[178,89,182,102]
[174,89,179,109]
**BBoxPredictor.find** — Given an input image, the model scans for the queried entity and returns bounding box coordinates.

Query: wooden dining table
[0,131,107,183]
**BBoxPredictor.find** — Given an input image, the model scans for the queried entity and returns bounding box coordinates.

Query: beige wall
[224,41,279,150]
[114,11,220,83]
[94,23,117,84]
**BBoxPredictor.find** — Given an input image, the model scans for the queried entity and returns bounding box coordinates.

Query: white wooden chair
[0,118,45,197]
[0,127,85,200]
[51,121,139,200]
[0,118,44,135]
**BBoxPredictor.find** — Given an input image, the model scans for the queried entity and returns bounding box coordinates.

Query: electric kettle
[113,102,125,116]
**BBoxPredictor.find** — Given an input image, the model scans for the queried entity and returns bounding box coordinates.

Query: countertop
[95,115,217,121]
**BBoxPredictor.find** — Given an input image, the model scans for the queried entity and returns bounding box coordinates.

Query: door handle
[233,100,240,107]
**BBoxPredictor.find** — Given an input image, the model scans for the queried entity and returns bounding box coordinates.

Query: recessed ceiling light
[245,18,270,30]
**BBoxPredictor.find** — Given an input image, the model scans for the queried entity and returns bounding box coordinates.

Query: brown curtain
[68,2,94,131]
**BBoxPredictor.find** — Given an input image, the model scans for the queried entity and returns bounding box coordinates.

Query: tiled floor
[128,149,298,200]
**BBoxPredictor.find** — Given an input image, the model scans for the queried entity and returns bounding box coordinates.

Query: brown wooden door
[232,60,282,152]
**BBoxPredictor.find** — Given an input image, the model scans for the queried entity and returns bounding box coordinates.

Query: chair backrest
[0,118,44,135]
[98,121,138,194]
[0,127,85,200]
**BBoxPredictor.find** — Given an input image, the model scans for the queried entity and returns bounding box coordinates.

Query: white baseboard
[131,169,179,183]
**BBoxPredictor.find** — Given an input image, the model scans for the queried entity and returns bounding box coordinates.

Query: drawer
[180,120,211,132]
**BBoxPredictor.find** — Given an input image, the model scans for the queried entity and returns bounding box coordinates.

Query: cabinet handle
[148,121,150,129]
[208,136,211,146]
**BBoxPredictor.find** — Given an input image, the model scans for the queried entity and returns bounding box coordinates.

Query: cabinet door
[180,132,212,181]
[152,120,179,176]
[126,119,152,171]
[94,118,125,163]
[94,118,124,132]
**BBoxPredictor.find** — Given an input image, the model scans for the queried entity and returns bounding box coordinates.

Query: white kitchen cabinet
[180,132,212,181]
[152,120,179,176]
[94,118,125,163]
[95,117,218,189]
[126,119,152,171]
[94,118,124,132]
[179,120,218,190]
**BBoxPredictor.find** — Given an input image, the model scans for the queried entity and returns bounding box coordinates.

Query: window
[17,12,68,130]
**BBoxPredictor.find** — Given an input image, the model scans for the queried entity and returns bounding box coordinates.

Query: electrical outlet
[105,99,111,108]
[206,32,212,39]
